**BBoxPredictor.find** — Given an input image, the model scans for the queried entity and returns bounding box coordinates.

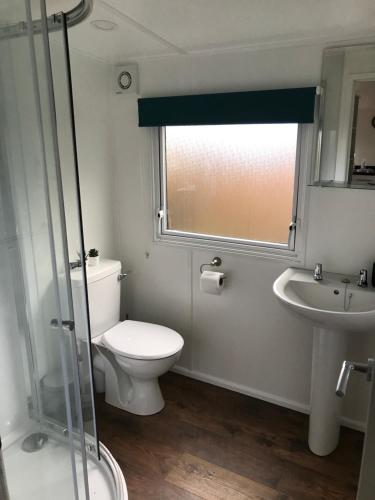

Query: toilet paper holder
[200,256,225,275]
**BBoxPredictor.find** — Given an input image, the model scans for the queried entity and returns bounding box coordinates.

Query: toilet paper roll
[200,270,225,295]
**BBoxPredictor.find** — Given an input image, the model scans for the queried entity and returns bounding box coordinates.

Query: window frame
[153,124,311,261]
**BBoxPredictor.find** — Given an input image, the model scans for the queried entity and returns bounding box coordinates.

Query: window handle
[157,209,164,233]
[288,219,297,248]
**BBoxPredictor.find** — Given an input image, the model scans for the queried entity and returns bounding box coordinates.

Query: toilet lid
[103,320,184,360]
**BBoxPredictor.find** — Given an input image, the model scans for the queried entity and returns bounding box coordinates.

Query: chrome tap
[313,263,323,281]
[357,269,368,287]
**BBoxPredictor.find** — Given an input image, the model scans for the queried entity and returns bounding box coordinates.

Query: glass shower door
[0,1,95,499]
[48,11,99,448]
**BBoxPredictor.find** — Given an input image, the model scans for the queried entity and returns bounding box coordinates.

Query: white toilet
[71,259,184,415]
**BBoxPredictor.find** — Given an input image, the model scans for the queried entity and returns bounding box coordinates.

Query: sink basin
[273,267,375,456]
[273,267,375,333]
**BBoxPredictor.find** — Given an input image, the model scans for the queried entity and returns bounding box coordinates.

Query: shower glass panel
[0,1,96,499]
[49,12,98,444]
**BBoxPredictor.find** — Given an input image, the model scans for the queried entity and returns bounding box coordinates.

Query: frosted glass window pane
[164,124,298,245]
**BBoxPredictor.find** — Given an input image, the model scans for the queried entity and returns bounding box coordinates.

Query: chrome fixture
[118,273,128,281]
[357,269,368,288]
[65,0,93,29]
[313,263,323,281]
[21,433,49,453]
[50,319,75,332]
[200,256,222,274]
[336,358,374,397]
[0,0,93,40]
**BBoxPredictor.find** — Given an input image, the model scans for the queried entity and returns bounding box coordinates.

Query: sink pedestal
[308,327,348,456]
[274,267,375,456]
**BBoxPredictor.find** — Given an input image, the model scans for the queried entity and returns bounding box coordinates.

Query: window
[157,123,301,252]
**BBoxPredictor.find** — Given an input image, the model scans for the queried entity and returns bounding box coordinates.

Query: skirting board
[171,365,366,433]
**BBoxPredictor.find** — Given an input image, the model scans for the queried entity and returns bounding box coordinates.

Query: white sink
[273,267,375,456]
[273,267,375,333]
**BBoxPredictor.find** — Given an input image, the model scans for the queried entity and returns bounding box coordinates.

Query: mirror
[314,44,375,189]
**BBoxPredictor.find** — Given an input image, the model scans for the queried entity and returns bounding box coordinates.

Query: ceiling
[67,0,375,64]
[1,1,375,63]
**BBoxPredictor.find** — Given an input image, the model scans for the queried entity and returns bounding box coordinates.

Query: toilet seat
[103,320,184,360]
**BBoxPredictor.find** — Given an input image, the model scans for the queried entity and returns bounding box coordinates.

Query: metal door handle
[336,358,374,397]
[50,319,75,332]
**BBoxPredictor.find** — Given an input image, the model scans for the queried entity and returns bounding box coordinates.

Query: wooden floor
[96,372,363,500]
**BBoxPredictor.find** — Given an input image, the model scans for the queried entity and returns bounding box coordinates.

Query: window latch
[157,209,164,233]
[288,219,297,249]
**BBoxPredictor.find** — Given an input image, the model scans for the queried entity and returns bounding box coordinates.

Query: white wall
[69,50,116,260]
[110,44,375,427]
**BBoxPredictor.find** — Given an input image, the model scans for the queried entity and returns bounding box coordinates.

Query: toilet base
[106,377,165,416]
[92,335,181,416]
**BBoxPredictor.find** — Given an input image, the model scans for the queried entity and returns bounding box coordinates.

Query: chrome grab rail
[336,358,374,397]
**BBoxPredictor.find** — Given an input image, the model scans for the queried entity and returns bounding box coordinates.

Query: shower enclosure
[0,1,126,498]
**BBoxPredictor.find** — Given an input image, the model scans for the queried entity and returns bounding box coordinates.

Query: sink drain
[21,433,48,453]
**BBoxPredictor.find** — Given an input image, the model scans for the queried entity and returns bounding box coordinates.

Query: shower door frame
[58,8,100,458]
[25,1,92,497]
[24,0,100,462]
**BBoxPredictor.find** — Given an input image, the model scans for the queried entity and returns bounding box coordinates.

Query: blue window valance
[138,87,316,127]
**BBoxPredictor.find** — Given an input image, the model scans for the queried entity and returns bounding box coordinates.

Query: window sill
[154,232,303,264]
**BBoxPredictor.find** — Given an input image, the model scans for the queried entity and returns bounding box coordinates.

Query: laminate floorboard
[96,372,363,500]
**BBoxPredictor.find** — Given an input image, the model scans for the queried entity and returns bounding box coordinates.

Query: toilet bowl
[71,259,184,416]
[93,320,183,415]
